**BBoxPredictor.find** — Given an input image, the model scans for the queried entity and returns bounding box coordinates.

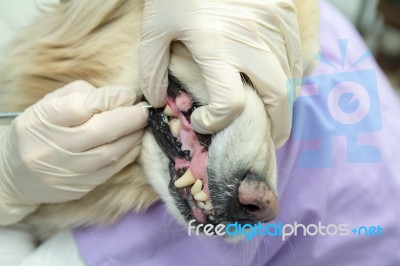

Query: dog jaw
[140,42,278,231]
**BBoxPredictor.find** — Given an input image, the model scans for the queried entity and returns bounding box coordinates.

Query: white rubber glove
[0,81,148,225]
[140,0,303,148]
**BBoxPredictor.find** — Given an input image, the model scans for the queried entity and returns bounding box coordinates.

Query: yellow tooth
[164,105,174,116]
[198,201,206,209]
[174,169,195,188]
[204,201,213,211]
[205,209,212,215]
[162,115,168,124]
[169,119,181,137]
[191,179,203,196]
[194,191,208,201]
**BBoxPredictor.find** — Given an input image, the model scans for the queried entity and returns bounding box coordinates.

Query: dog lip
[148,108,191,162]
[152,108,210,223]
[149,76,213,224]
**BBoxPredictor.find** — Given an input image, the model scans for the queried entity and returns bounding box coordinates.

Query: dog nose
[229,174,278,223]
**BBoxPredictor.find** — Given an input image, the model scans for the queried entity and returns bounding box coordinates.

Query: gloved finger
[24,80,95,114]
[139,39,170,108]
[186,42,246,133]
[66,103,148,152]
[84,86,139,112]
[39,86,138,127]
[43,80,96,101]
[42,141,142,202]
[240,50,293,148]
[63,131,143,173]
[139,2,171,108]
[90,143,142,185]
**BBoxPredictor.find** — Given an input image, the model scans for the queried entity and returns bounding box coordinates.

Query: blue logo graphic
[287,39,382,168]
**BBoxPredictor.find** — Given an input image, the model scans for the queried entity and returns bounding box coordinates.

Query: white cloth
[0,225,85,266]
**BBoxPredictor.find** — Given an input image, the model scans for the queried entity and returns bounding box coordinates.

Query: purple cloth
[73,1,400,265]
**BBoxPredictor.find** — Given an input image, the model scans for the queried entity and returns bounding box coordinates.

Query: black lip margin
[146,74,217,226]
[147,74,193,161]
[147,108,191,162]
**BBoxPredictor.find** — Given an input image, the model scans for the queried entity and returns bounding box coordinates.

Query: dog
[0,0,319,240]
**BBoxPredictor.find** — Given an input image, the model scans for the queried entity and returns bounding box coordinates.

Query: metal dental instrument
[1,108,153,119]
[0,112,22,119]
[0,106,153,119]
[0,107,153,119]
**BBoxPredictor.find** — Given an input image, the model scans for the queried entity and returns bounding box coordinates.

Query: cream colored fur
[0,0,319,240]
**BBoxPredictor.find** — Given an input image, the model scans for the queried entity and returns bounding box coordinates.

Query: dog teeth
[162,115,168,124]
[164,105,174,116]
[194,190,208,201]
[197,201,206,209]
[204,200,213,211]
[191,179,202,196]
[169,118,181,137]
[174,169,195,188]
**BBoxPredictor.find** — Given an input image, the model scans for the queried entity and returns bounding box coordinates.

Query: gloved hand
[140,0,303,148]
[0,81,148,224]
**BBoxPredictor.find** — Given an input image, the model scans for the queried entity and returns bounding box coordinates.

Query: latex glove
[140,0,303,148]
[0,81,147,224]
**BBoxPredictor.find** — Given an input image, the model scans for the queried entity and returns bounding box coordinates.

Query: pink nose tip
[233,175,278,222]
